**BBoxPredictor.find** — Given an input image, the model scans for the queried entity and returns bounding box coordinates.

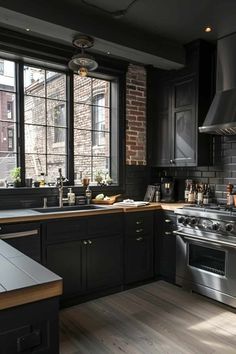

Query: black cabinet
[45,214,123,301]
[86,234,123,291]
[0,222,41,262]
[148,40,215,167]
[125,211,154,284]
[0,298,59,354]
[47,241,84,298]
[155,211,176,283]
[171,75,196,166]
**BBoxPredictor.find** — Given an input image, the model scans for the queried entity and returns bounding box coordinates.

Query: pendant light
[68,35,98,77]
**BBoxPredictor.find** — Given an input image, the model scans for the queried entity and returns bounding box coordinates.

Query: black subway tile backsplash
[152,136,236,203]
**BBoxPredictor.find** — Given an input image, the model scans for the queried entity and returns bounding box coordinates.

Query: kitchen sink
[33,205,104,213]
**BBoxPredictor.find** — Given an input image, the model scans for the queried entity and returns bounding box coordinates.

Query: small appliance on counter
[161,177,175,202]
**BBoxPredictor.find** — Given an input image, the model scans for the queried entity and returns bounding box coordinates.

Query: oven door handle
[173,230,236,249]
[0,229,39,240]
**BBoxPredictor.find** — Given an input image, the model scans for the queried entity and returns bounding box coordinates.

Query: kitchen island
[0,239,62,353]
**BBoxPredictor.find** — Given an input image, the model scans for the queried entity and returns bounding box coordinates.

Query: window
[24,67,67,180]
[0,59,17,180]
[7,101,13,119]
[0,56,121,186]
[54,104,66,143]
[0,60,4,75]
[92,94,106,146]
[74,76,114,184]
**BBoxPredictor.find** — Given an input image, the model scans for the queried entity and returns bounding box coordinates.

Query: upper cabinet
[148,40,215,167]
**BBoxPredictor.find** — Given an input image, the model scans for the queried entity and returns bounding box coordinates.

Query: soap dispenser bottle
[85,185,92,204]
[67,188,75,206]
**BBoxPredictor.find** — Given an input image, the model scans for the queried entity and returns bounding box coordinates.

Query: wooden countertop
[0,206,123,224]
[112,202,187,213]
[0,240,62,310]
[0,203,187,224]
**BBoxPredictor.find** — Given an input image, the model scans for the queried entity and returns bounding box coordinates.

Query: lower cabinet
[155,211,177,283]
[45,214,123,301]
[125,235,153,284]
[125,211,154,284]
[86,234,123,291]
[46,241,84,298]
[0,297,59,354]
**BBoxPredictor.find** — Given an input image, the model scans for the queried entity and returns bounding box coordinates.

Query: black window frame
[0,52,126,192]
[0,28,127,195]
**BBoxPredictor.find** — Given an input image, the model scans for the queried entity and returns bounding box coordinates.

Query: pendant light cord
[81,0,139,18]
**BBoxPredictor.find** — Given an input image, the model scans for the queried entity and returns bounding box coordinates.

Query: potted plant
[11,167,21,187]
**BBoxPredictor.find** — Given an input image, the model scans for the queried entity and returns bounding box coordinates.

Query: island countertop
[0,240,62,310]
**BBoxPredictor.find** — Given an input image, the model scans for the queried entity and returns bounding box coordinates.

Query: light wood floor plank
[60,281,236,354]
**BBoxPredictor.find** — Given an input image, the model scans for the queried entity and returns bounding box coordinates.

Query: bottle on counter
[184,179,191,202]
[39,173,46,187]
[202,184,208,205]
[85,185,92,204]
[188,183,195,204]
[68,187,75,206]
[155,186,161,202]
[197,184,203,205]
[226,183,234,206]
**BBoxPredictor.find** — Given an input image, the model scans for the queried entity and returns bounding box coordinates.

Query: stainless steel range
[174,205,236,308]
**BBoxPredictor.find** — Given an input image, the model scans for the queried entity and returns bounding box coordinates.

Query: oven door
[175,231,236,298]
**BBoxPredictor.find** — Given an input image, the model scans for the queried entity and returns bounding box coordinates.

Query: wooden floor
[60,281,236,354]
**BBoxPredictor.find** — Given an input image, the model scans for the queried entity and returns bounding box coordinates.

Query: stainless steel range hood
[199,33,236,135]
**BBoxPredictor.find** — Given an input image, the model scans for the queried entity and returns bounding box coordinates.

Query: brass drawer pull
[165,219,172,223]
[165,231,172,235]
[136,236,143,241]
[136,228,143,233]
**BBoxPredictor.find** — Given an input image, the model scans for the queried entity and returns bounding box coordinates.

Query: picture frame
[144,185,156,202]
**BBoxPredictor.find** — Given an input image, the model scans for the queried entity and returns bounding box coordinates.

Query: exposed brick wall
[126,64,147,166]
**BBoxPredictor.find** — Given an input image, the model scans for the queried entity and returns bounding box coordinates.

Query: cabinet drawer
[0,222,40,235]
[46,218,87,243]
[88,214,123,236]
[125,211,154,237]
[163,212,176,234]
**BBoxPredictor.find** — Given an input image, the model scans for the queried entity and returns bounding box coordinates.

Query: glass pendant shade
[68,35,98,77]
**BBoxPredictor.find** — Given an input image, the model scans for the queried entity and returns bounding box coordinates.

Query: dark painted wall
[151,135,236,204]
[125,165,150,201]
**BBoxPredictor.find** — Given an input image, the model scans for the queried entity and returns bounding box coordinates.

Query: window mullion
[17,61,26,185]
[68,72,74,185]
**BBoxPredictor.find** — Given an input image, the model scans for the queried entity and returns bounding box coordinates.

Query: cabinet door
[86,234,123,291]
[125,235,153,284]
[155,212,176,283]
[153,83,171,166]
[46,241,84,299]
[171,76,196,166]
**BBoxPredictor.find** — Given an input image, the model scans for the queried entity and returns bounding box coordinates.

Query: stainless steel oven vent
[199,33,236,135]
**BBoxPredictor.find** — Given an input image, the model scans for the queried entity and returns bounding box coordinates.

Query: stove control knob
[212,223,220,231]
[190,218,197,226]
[185,218,191,225]
[225,224,233,232]
[178,216,185,224]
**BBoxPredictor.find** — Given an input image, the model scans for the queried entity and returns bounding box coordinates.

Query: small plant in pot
[11,167,21,187]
